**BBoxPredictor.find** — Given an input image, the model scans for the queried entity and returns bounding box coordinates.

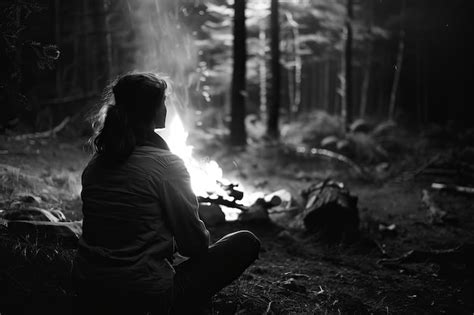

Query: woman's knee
[230,230,261,260]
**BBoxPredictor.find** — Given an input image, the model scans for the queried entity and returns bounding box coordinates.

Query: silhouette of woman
[73,72,260,314]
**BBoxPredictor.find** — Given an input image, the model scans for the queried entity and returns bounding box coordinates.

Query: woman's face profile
[154,96,167,129]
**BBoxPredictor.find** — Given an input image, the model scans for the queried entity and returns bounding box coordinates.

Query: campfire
[157,113,249,221]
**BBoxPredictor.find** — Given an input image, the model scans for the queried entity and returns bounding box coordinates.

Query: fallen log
[283,144,369,178]
[431,182,474,195]
[291,179,359,241]
[377,243,474,274]
[10,116,70,141]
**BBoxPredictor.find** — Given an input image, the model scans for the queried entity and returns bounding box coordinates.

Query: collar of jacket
[137,131,170,151]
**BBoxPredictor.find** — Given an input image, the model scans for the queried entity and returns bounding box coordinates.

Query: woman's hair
[90,72,168,161]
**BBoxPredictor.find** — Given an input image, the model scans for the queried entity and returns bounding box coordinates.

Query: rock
[239,201,270,222]
[375,162,390,173]
[265,189,291,207]
[6,220,82,248]
[277,230,297,243]
[320,135,339,150]
[0,207,62,222]
[349,118,373,134]
[336,138,353,156]
[198,203,226,226]
[266,190,301,227]
[253,179,268,188]
[49,209,67,222]
[9,193,42,209]
[15,193,42,204]
[378,223,397,237]
[280,278,307,294]
[372,120,397,137]
[336,139,351,151]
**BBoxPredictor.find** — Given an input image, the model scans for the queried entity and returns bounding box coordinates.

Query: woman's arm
[158,156,210,257]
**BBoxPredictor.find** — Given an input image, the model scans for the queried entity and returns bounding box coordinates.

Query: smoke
[125,0,201,124]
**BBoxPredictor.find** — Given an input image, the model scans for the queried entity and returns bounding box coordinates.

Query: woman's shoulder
[133,146,178,160]
[132,146,185,170]
[82,148,186,181]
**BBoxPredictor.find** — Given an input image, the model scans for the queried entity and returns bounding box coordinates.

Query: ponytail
[93,105,136,161]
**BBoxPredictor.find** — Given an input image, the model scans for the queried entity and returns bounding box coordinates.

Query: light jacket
[73,134,210,295]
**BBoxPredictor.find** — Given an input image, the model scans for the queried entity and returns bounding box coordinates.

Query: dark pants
[76,230,260,315]
[170,230,260,314]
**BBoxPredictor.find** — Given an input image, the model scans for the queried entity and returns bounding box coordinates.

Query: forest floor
[0,125,473,314]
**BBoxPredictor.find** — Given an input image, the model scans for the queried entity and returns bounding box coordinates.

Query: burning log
[197,181,247,211]
[238,193,286,222]
[291,179,359,241]
[197,195,248,211]
[217,181,244,201]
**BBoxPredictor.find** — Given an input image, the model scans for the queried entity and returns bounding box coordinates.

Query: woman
[73,72,260,314]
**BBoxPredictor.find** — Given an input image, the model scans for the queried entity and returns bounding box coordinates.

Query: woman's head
[112,73,168,129]
[91,72,168,161]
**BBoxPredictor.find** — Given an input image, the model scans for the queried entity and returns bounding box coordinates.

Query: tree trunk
[230,0,247,146]
[288,60,295,116]
[285,11,301,115]
[259,24,267,118]
[54,0,62,98]
[323,60,330,111]
[96,0,112,88]
[343,0,354,131]
[359,0,374,118]
[388,31,405,121]
[388,1,406,121]
[359,47,372,118]
[267,0,281,139]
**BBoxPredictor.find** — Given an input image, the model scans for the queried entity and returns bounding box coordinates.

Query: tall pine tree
[267,0,281,139]
[230,0,247,145]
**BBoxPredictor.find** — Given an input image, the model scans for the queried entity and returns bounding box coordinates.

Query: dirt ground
[0,134,473,314]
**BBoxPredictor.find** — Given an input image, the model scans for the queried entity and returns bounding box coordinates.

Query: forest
[1,0,473,314]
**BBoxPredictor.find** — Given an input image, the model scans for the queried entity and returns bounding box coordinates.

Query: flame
[164,115,223,196]
[157,114,244,220]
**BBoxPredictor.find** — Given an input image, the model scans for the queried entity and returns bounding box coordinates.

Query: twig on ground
[10,117,70,141]
[377,243,473,265]
[263,301,273,314]
[311,285,325,296]
[373,240,388,257]
[412,153,442,178]
[431,182,474,194]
